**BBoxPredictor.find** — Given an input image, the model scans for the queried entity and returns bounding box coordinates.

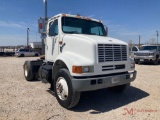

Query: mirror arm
[104,25,108,36]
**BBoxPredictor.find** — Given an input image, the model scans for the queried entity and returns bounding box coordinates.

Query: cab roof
[49,13,102,23]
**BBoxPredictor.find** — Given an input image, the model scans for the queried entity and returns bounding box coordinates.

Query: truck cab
[24,14,137,109]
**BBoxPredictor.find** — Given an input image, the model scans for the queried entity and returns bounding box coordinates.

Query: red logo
[123,108,134,115]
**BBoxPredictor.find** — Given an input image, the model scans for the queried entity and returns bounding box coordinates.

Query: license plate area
[140,59,144,61]
[111,76,120,84]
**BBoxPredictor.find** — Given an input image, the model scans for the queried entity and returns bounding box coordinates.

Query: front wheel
[134,59,139,64]
[23,61,35,81]
[54,69,81,109]
[35,53,39,57]
[153,58,159,65]
[20,54,24,57]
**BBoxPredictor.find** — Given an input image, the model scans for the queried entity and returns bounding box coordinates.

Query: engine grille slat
[98,44,127,62]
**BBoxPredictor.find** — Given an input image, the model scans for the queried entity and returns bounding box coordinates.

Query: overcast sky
[0,0,160,46]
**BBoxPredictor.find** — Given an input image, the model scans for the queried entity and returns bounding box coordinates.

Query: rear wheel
[54,68,81,109]
[20,54,24,57]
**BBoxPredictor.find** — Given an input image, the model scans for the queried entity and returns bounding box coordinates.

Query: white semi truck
[23,13,137,109]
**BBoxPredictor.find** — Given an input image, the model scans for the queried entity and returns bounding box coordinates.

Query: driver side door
[46,19,59,62]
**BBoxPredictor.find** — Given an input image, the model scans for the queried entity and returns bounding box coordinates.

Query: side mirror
[104,26,108,36]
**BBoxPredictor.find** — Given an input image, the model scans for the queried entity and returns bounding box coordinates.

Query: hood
[64,34,127,45]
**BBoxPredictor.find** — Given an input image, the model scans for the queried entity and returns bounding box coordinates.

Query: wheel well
[52,60,69,80]
[20,53,24,57]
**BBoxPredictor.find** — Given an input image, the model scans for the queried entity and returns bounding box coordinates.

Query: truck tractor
[23,13,137,109]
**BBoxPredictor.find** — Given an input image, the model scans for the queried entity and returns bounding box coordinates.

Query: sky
[0,0,160,46]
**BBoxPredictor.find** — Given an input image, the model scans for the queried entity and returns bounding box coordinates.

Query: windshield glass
[140,46,157,51]
[62,17,106,36]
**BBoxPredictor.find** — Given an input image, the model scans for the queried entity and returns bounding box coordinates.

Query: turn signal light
[72,66,82,74]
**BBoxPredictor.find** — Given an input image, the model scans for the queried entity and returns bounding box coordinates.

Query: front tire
[35,53,39,57]
[54,69,81,109]
[23,61,35,81]
[134,59,139,64]
[153,58,159,65]
[20,54,24,57]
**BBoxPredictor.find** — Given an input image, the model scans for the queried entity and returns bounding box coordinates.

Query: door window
[131,46,138,51]
[49,20,58,36]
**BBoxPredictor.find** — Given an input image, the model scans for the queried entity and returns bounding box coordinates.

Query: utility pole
[41,0,48,55]
[27,28,30,47]
[139,35,141,49]
[156,31,159,45]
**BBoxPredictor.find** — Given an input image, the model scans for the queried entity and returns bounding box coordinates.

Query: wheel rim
[56,77,68,100]
[24,65,28,77]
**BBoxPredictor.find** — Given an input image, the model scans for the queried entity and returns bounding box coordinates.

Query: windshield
[140,46,157,51]
[62,16,106,36]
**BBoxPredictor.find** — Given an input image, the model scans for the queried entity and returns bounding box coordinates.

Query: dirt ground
[0,57,160,120]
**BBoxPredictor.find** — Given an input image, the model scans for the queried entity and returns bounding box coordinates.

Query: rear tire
[108,83,130,93]
[54,68,81,109]
[23,61,35,81]
[20,54,24,57]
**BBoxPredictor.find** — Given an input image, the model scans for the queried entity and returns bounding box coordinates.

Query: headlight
[130,58,135,69]
[131,62,135,68]
[82,66,89,72]
[149,53,154,56]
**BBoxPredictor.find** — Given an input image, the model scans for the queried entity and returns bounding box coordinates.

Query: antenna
[156,31,159,45]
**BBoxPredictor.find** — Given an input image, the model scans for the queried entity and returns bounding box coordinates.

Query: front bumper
[71,70,137,92]
[134,56,155,60]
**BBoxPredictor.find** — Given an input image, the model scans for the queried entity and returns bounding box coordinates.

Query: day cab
[23,14,137,109]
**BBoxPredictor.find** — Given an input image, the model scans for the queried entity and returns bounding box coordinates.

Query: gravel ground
[0,57,160,120]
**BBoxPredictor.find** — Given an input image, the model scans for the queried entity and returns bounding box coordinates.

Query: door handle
[54,36,58,43]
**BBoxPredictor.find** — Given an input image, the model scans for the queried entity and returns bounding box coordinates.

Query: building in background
[29,42,42,55]
[29,42,42,49]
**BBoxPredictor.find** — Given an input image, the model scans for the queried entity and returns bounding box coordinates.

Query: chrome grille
[98,44,127,62]
[102,64,125,71]
[136,53,149,56]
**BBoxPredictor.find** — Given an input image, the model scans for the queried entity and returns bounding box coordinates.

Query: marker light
[86,18,91,20]
[59,41,62,45]
[39,23,43,29]
[62,14,66,16]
